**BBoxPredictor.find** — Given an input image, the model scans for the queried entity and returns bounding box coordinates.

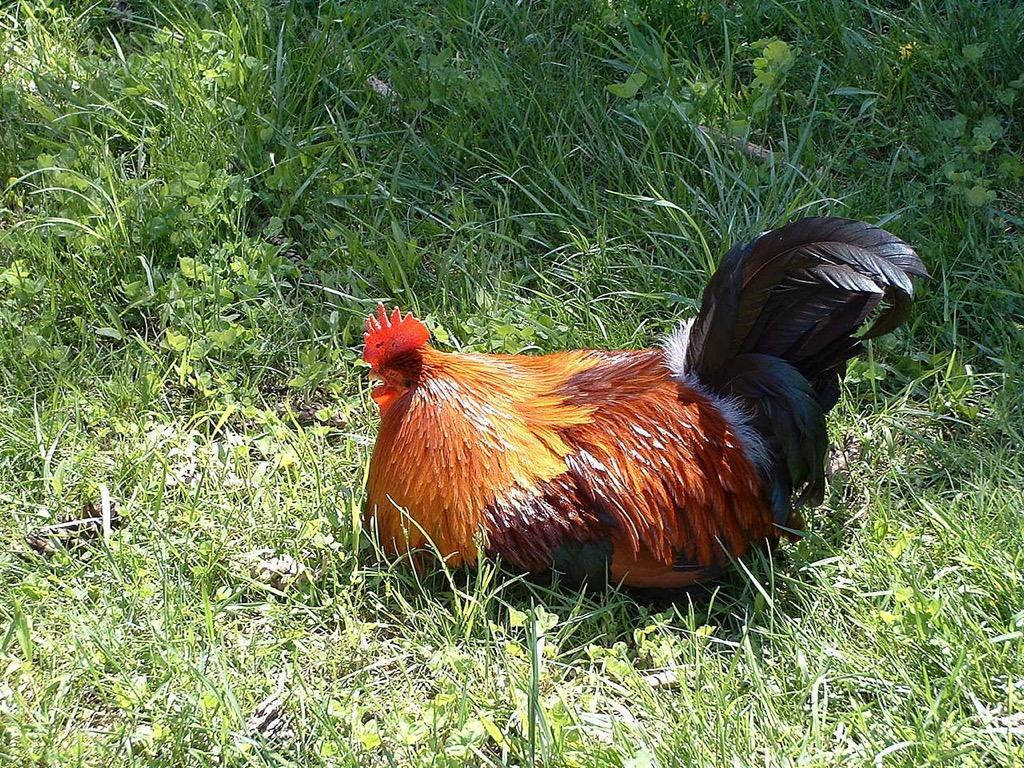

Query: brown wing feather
[483,350,772,587]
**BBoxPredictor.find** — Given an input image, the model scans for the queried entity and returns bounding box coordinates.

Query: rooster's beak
[367,371,389,402]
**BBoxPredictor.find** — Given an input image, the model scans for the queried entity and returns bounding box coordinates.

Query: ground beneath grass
[1,1,1023,766]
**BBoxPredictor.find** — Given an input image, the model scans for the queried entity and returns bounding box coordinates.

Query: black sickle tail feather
[685,217,926,522]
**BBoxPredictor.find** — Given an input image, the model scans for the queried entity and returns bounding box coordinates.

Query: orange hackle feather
[365,346,598,565]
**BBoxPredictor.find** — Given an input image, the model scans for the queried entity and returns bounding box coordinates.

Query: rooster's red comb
[362,303,430,368]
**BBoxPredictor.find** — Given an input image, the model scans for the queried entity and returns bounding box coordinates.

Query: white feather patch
[662,320,768,471]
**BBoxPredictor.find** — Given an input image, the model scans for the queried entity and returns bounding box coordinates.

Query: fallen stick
[697,124,776,163]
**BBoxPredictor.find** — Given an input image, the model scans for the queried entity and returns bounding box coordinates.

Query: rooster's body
[363,218,925,589]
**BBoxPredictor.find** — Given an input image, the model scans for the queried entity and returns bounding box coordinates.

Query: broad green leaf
[964,185,995,206]
[165,328,189,352]
[624,747,657,768]
[607,72,647,99]
[998,154,1024,180]
[962,42,987,62]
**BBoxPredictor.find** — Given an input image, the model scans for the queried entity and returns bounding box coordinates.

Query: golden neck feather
[365,348,596,563]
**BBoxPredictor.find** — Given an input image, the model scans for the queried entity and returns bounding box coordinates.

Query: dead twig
[697,124,776,164]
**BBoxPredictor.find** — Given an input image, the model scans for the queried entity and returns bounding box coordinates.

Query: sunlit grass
[1,0,1022,765]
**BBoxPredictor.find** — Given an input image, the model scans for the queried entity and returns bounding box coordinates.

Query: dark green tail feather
[686,217,926,523]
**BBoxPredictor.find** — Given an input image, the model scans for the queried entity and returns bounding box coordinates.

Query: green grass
[1,0,1023,765]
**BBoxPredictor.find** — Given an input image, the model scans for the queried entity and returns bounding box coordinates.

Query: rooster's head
[363,303,430,410]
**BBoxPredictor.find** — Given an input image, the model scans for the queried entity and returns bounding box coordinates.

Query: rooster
[362,218,925,589]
